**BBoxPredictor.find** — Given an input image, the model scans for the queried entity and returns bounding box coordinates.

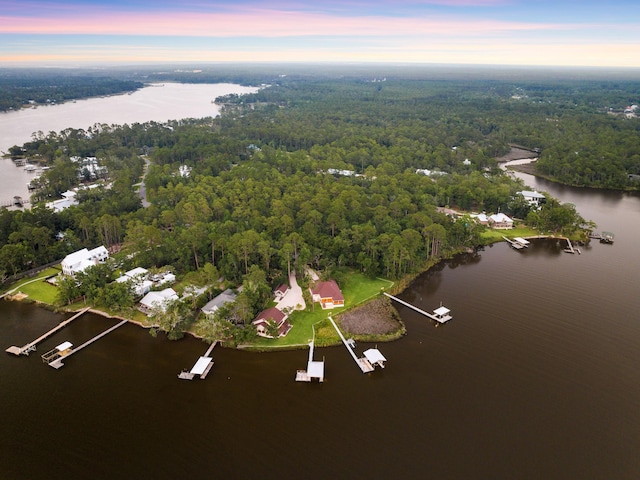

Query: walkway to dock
[563,237,581,254]
[383,293,452,324]
[178,341,217,380]
[6,307,91,356]
[329,317,375,373]
[48,319,127,369]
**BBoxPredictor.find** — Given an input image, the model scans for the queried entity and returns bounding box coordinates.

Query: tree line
[0,68,143,111]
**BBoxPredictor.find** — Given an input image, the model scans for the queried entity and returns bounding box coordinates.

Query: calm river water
[2,117,640,477]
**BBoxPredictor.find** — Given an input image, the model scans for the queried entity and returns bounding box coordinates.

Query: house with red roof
[309,279,345,309]
[274,283,290,301]
[252,307,292,338]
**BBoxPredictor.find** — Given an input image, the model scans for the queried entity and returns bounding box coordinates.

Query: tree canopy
[3,67,625,284]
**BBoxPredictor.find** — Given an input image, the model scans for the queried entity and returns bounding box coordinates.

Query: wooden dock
[295,341,325,382]
[383,293,452,324]
[328,317,385,373]
[6,307,91,356]
[47,319,128,369]
[178,341,217,380]
[502,235,526,250]
[561,237,582,254]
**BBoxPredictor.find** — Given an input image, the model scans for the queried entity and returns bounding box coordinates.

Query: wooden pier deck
[295,341,325,382]
[178,341,217,380]
[329,317,375,373]
[383,293,452,324]
[6,307,91,356]
[564,238,575,254]
[48,319,127,369]
[502,235,526,250]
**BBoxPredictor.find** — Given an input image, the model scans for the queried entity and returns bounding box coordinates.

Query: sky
[1,0,639,67]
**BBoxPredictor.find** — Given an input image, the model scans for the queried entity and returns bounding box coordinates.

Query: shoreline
[3,237,586,351]
[1,145,584,350]
[0,243,530,351]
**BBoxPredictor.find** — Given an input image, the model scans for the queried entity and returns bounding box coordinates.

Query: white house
[46,190,78,213]
[149,271,176,286]
[517,190,546,207]
[327,168,356,177]
[139,288,179,314]
[61,246,109,276]
[115,267,152,297]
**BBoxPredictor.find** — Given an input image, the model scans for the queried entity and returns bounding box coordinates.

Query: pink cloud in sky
[0,10,565,37]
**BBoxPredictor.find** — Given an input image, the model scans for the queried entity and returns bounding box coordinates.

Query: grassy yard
[1,267,60,294]
[2,267,62,304]
[17,278,60,304]
[480,224,542,244]
[248,272,394,350]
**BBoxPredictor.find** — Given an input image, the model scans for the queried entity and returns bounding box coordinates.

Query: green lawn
[1,267,61,296]
[249,272,394,350]
[18,278,59,304]
[2,267,62,304]
[480,224,542,244]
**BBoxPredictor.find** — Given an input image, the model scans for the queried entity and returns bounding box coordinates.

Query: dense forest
[534,114,640,188]
[0,68,143,111]
[2,65,637,334]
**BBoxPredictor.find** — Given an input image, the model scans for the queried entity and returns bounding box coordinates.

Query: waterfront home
[489,213,514,229]
[201,289,237,316]
[139,288,179,315]
[310,280,345,309]
[253,307,292,338]
[517,190,546,207]
[61,246,109,276]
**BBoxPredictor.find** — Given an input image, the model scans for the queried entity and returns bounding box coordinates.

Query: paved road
[137,156,151,208]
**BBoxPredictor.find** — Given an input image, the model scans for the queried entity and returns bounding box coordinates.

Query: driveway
[276,271,306,312]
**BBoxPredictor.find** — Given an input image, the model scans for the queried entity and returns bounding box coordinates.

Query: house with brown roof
[252,307,292,338]
[309,279,345,309]
[274,283,290,301]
